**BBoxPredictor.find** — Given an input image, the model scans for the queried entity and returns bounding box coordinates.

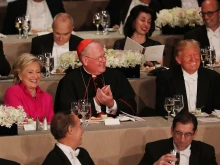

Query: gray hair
[52,13,74,27]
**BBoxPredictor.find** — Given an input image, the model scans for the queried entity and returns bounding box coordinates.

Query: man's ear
[193,129,198,139]
[175,56,181,65]
[67,125,73,135]
[171,127,174,136]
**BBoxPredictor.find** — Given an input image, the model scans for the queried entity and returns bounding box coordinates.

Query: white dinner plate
[171,112,209,117]
[108,28,117,32]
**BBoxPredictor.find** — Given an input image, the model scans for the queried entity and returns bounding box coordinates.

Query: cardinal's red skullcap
[77,39,94,56]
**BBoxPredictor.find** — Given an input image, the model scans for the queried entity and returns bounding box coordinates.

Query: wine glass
[200,48,208,67]
[173,95,184,115]
[93,12,101,35]
[170,149,180,165]
[15,17,23,39]
[78,99,91,127]
[100,10,110,35]
[164,97,174,122]
[71,101,80,116]
[206,46,216,70]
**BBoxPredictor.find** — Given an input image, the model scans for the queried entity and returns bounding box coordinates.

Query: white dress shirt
[207,26,220,62]
[56,142,81,165]
[124,0,149,24]
[52,42,69,72]
[26,0,53,31]
[182,69,198,112]
[174,142,191,165]
[181,0,199,8]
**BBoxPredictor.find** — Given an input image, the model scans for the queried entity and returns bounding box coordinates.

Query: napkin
[0,33,7,38]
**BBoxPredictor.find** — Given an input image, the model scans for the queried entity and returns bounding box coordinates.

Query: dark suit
[2,0,65,34]
[156,0,203,10]
[42,145,94,165]
[184,25,210,49]
[0,40,11,76]
[30,33,83,55]
[106,0,160,27]
[0,158,20,165]
[139,138,217,165]
[156,66,220,116]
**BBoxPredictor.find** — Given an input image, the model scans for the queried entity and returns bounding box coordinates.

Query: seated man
[2,0,65,34]
[184,0,220,62]
[30,13,82,72]
[0,158,20,165]
[42,112,94,165]
[54,39,137,116]
[156,39,220,116]
[0,40,11,76]
[139,112,217,165]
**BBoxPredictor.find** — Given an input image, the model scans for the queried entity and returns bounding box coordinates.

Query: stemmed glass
[173,95,184,115]
[93,12,101,35]
[206,46,216,70]
[78,99,91,127]
[200,48,208,67]
[71,101,80,116]
[15,17,23,39]
[164,97,174,122]
[100,10,110,35]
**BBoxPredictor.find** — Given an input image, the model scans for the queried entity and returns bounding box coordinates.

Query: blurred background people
[4,53,54,122]
[113,5,162,67]
[156,39,220,116]
[106,0,160,28]
[42,112,94,165]
[2,0,65,34]
[0,40,11,76]
[184,0,220,62]
[30,13,82,72]
[54,39,137,116]
[139,112,217,165]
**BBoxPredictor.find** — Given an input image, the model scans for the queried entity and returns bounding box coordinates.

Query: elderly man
[156,39,220,116]
[42,112,94,165]
[184,0,220,61]
[139,112,217,165]
[0,40,11,76]
[2,0,65,34]
[30,13,82,72]
[54,39,137,116]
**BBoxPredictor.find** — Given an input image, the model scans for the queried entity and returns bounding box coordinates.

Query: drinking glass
[78,99,91,127]
[200,48,208,67]
[170,149,180,165]
[100,10,110,35]
[71,101,80,116]
[206,46,216,70]
[93,12,101,35]
[173,95,184,115]
[15,17,23,39]
[164,97,174,122]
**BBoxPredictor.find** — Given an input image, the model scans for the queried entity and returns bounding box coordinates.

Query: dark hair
[124,5,156,37]
[172,111,198,132]
[50,112,75,140]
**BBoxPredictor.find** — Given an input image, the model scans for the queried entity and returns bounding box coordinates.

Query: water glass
[71,101,80,116]
[93,12,101,35]
[200,48,208,67]
[164,97,174,122]
[173,95,184,115]
[170,150,180,165]
[15,17,23,39]
[206,46,216,70]
[78,99,91,127]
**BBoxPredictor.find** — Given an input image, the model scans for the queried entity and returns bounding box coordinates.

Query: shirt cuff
[93,98,101,113]
[106,100,117,115]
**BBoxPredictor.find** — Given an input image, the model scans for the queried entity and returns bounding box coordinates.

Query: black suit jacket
[42,145,94,165]
[156,0,203,10]
[139,138,217,165]
[156,66,220,115]
[184,25,210,48]
[2,0,65,34]
[0,158,20,165]
[30,33,83,55]
[0,40,11,76]
[106,0,160,27]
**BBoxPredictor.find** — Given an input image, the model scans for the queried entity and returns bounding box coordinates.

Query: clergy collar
[82,66,98,78]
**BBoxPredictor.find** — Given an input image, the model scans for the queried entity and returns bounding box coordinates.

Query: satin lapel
[196,68,209,108]
[199,26,210,48]
[19,0,28,16]
[189,141,199,165]
[43,33,54,54]
[172,67,189,111]
[54,145,72,165]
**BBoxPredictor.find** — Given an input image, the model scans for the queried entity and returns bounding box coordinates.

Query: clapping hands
[95,85,114,108]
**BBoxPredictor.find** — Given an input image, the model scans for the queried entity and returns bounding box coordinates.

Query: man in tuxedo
[2,0,65,34]
[42,112,94,165]
[0,158,20,165]
[30,13,82,72]
[106,0,160,27]
[184,0,220,62]
[54,39,137,116]
[156,39,220,116]
[139,112,217,165]
[0,40,11,76]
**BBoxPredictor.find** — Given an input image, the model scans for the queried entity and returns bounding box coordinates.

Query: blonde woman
[4,53,54,122]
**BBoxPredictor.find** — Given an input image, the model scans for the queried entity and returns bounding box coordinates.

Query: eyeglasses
[174,131,194,138]
[84,55,106,62]
[199,9,220,17]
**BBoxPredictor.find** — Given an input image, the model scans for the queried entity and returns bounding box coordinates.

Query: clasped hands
[94,85,114,108]
[153,154,178,165]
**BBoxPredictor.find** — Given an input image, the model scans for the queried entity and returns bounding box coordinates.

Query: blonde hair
[174,39,200,57]
[13,53,42,84]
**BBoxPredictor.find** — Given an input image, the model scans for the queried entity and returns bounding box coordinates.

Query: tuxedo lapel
[43,33,54,54]
[120,0,132,23]
[189,141,200,165]
[54,145,72,165]
[199,26,210,48]
[18,0,28,16]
